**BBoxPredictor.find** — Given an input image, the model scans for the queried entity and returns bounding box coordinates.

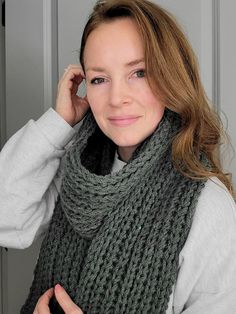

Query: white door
[0,1,235,313]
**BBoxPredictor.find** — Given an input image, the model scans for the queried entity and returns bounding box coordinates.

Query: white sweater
[0,108,236,314]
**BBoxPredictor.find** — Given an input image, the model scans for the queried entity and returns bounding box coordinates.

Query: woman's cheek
[86,86,96,108]
[129,78,149,92]
[88,86,108,108]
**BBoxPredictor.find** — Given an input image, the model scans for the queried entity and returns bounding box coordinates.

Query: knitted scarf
[21,109,206,314]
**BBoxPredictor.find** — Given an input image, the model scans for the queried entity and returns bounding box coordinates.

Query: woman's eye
[91,78,105,85]
[135,69,145,78]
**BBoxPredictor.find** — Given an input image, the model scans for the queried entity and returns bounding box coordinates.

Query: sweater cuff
[35,108,76,149]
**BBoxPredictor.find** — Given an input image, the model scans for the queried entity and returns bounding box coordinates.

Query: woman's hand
[55,64,89,127]
[33,284,84,314]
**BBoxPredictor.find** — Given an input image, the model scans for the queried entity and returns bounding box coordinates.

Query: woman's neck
[117,145,138,162]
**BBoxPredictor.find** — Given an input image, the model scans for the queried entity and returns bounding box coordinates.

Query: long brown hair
[79,0,234,196]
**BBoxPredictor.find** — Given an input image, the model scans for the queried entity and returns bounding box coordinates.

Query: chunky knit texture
[21,109,205,314]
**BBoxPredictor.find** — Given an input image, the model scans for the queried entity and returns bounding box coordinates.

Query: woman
[0,0,235,313]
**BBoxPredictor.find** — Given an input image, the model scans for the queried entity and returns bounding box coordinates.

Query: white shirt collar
[111,151,127,173]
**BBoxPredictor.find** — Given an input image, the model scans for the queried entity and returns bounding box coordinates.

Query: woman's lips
[108,116,140,127]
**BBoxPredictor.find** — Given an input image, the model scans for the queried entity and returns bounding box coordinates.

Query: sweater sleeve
[0,108,76,249]
[172,177,236,314]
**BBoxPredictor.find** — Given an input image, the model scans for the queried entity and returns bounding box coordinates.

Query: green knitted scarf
[21,109,205,314]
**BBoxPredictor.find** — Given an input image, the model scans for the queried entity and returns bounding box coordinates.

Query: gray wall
[0,0,6,148]
[0,1,6,310]
[220,2,236,181]
[5,0,45,139]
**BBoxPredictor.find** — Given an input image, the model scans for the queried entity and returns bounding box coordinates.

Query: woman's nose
[109,79,131,107]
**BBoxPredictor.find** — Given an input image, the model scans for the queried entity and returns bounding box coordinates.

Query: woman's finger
[63,64,85,80]
[54,284,83,314]
[59,66,85,91]
[33,288,54,314]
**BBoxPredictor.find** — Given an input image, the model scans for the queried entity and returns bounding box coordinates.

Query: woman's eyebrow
[125,58,145,67]
[86,58,145,73]
[86,66,105,73]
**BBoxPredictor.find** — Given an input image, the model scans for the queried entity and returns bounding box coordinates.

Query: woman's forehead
[83,18,144,67]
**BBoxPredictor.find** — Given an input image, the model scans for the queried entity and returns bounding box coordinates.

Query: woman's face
[84,18,165,161]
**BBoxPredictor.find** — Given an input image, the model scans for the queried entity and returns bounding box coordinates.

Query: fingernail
[55,284,63,291]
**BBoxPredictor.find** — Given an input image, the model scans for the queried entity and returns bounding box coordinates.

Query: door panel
[219,1,236,186]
